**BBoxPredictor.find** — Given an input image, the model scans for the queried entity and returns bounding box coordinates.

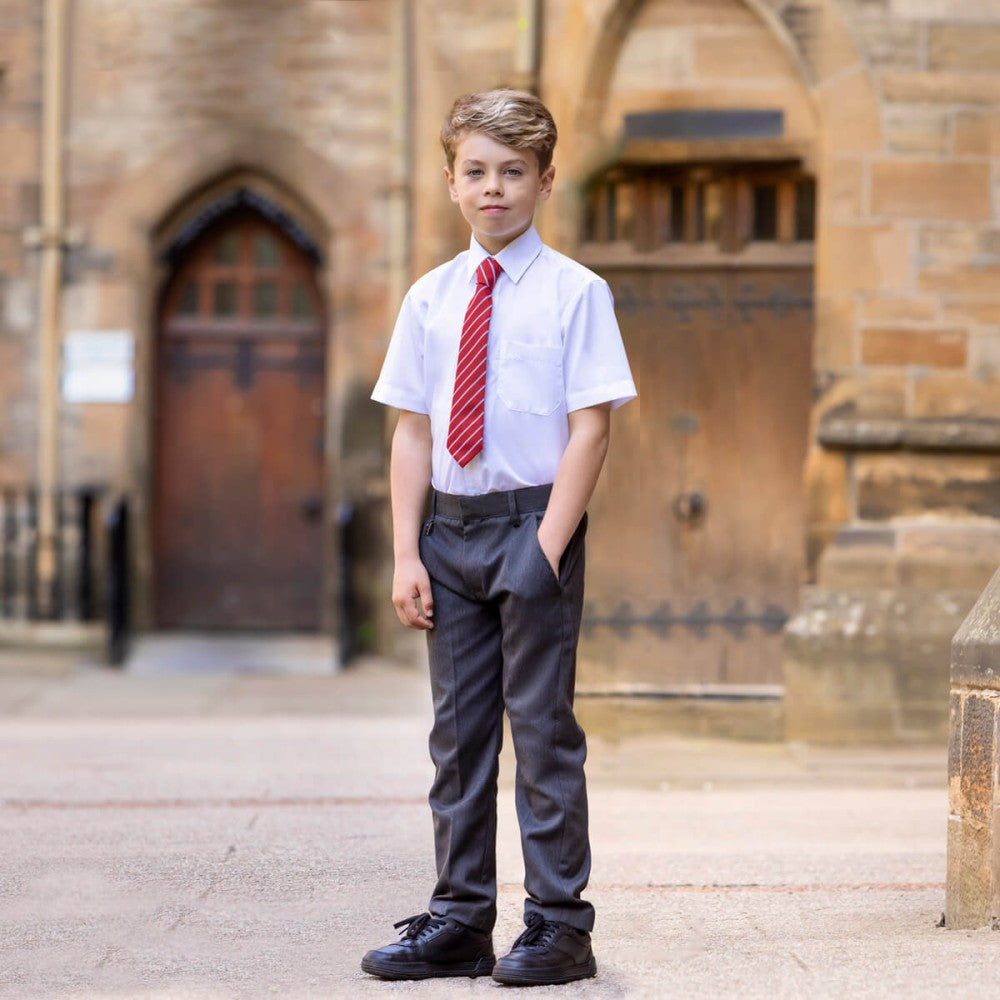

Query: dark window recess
[254,233,281,267]
[668,184,685,242]
[252,281,278,318]
[752,184,778,241]
[177,279,199,315]
[291,283,314,318]
[213,281,238,316]
[214,232,240,265]
[795,178,816,241]
[584,165,814,252]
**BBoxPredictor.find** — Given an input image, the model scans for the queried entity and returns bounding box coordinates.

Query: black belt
[431,484,552,523]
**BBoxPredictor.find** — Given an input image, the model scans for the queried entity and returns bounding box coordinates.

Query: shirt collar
[467,226,542,285]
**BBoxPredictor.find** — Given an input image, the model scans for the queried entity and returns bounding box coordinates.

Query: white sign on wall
[61,330,135,404]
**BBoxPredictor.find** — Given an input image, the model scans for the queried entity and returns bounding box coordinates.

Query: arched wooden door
[579,163,815,689]
[154,209,326,630]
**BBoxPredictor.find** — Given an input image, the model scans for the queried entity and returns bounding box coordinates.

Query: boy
[363,89,635,987]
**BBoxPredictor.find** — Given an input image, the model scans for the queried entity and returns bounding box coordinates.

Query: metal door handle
[672,491,707,524]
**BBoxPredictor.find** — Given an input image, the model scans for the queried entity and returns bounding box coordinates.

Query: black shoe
[492,912,597,986]
[360,912,495,980]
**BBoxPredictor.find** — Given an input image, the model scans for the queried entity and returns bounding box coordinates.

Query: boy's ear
[444,165,459,203]
[538,164,555,201]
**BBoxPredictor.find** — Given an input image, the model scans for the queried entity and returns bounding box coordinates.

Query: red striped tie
[446,256,502,467]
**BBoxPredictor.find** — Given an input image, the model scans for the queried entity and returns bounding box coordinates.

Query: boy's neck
[472,222,534,257]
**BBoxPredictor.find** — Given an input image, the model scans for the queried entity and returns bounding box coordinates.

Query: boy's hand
[535,523,563,578]
[392,556,435,630]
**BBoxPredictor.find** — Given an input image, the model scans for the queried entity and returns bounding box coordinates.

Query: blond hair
[441,89,558,174]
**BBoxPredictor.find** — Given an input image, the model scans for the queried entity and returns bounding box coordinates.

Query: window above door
[580,163,815,269]
[163,211,324,340]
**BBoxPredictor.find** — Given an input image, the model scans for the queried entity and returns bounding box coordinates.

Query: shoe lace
[393,912,447,941]
[509,912,560,950]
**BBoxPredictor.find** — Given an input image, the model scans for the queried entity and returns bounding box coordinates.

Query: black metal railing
[0,485,108,623]
[105,496,129,665]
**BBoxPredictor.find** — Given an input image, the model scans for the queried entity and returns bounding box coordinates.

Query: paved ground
[0,649,994,999]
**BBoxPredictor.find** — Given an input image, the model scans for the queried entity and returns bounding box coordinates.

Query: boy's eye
[506,168,522,176]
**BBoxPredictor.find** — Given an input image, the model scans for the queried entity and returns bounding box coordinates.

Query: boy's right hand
[392,556,435,630]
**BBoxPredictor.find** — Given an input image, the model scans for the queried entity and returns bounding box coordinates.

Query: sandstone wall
[0,0,42,482]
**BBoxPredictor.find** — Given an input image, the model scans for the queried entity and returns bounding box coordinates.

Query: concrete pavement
[0,653,992,999]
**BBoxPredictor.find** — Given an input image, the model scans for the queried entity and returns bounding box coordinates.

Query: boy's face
[445,131,554,255]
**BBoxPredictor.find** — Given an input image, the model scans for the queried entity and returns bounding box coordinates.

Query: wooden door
[579,165,814,689]
[154,212,326,630]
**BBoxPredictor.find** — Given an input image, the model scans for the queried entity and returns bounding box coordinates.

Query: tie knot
[476,257,501,290]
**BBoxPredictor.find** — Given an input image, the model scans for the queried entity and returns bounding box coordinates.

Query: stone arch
[543,0,880,242]
[569,0,873,139]
[85,124,374,631]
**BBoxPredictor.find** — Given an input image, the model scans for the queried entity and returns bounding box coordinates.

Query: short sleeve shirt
[371,226,637,495]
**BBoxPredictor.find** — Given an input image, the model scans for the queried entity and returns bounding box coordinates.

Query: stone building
[2,0,999,742]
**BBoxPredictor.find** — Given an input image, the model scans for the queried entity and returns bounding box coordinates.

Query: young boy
[363,89,635,987]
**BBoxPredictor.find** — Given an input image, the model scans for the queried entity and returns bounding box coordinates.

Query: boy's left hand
[535,523,563,578]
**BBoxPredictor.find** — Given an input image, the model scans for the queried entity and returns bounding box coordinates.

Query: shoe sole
[492,956,597,986]
[361,955,496,981]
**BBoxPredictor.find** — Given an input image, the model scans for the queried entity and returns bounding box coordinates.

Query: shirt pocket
[497,340,564,416]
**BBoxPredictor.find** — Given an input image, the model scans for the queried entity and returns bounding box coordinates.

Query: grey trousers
[419,484,594,934]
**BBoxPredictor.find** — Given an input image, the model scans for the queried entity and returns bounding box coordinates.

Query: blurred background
[1,0,999,746]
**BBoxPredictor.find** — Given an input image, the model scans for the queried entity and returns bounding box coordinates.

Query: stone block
[815,66,881,153]
[816,371,908,421]
[892,0,1000,16]
[871,161,991,222]
[816,526,899,589]
[912,372,1000,419]
[634,0,759,28]
[929,23,1000,72]
[862,326,967,368]
[694,31,796,80]
[818,224,910,295]
[785,586,976,744]
[881,71,1000,105]
[861,295,939,323]
[950,567,1000,690]
[954,113,1000,158]
[575,694,784,744]
[941,301,1000,327]
[856,453,1000,520]
[812,295,857,369]
[884,108,949,155]
[969,331,1000,379]
[920,262,1000,296]
[920,226,991,264]
[0,125,38,180]
[856,17,923,69]
[946,569,1000,928]
[899,526,1000,592]
[958,693,997,825]
[821,156,865,222]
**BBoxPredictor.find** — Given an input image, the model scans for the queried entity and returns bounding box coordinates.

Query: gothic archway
[154,197,327,629]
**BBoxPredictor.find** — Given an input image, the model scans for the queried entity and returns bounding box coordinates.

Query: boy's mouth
[480,205,506,215]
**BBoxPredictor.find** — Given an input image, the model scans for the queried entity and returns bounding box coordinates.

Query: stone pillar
[946,567,1000,930]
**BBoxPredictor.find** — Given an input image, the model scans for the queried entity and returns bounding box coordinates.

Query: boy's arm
[536,402,612,574]
[389,410,435,630]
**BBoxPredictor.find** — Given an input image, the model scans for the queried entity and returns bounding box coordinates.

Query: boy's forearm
[537,404,611,567]
[390,411,433,558]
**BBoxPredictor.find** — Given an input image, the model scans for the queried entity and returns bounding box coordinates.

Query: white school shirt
[371,226,637,496]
